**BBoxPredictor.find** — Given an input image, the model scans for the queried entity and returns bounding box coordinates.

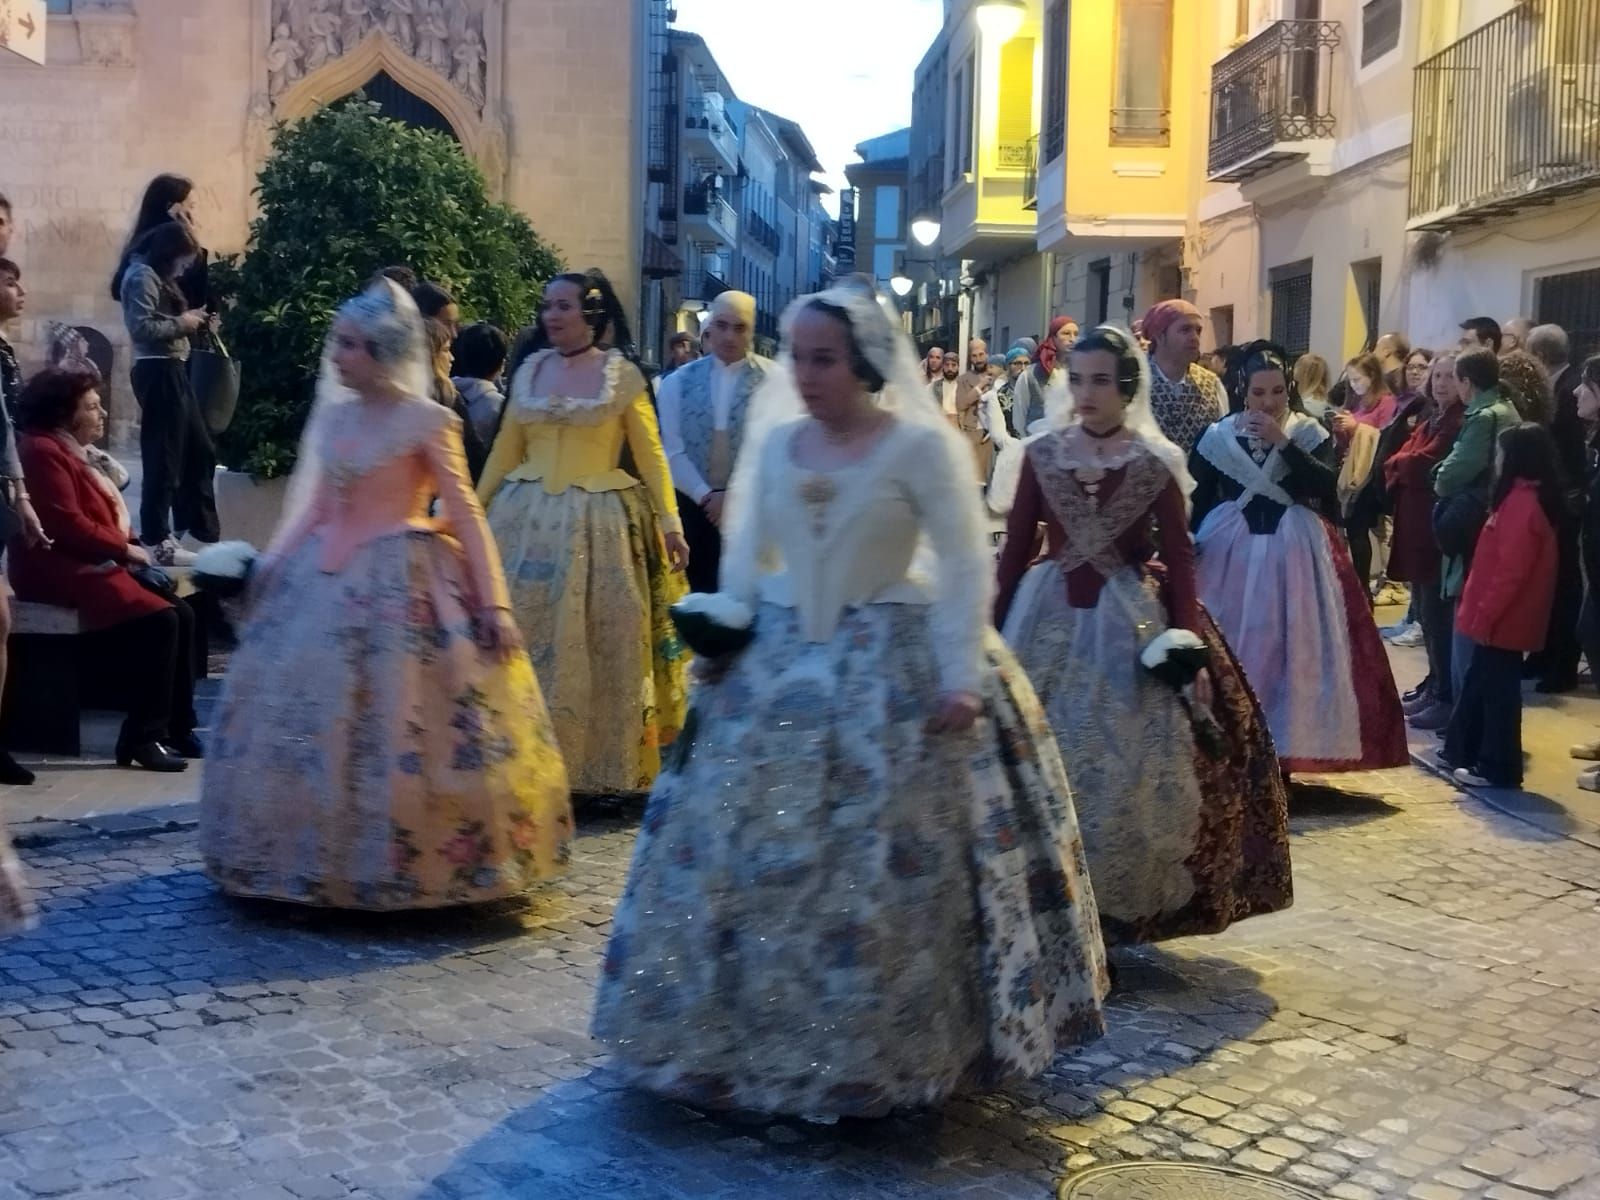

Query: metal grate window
[1536,266,1600,364]
[1269,260,1314,357]
[1361,0,1401,67]
[1043,0,1069,163]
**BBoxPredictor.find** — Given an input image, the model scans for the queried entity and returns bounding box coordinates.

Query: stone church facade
[0,0,645,440]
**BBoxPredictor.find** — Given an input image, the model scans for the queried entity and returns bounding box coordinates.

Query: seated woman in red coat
[9,368,199,772]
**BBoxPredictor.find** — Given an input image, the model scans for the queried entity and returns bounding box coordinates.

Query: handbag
[127,563,178,600]
[189,325,242,438]
[1432,488,1489,559]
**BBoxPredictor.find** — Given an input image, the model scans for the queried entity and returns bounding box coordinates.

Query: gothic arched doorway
[360,70,459,141]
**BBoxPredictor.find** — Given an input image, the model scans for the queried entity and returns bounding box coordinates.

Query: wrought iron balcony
[700,269,729,302]
[683,93,739,172]
[1409,4,1600,230]
[1208,19,1341,182]
[1021,134,1039,211]
[682,184,738,247]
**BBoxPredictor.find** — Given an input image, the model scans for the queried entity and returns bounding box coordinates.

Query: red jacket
[1455,479,1558,652]
[8,433,170,631]
[1382,403,1464,586]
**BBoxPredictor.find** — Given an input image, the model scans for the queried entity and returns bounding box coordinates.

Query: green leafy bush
[215,98,563,478]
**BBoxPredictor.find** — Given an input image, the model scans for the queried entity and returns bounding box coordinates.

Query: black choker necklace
[559,343,596,359]
[1083,423,1125,439]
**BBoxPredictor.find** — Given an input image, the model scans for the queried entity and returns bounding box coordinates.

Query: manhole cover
[1061,1162,1323,1199]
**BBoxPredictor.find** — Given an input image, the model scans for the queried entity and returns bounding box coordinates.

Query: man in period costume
[657,291,772,594]
[1144,300,1227,455]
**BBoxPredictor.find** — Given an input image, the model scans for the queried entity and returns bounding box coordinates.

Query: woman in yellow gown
[478,272,690,795]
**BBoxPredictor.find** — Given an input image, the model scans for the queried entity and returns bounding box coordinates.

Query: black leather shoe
[0,750,35,786]
[168,732,204,760]
[116,742,189,773]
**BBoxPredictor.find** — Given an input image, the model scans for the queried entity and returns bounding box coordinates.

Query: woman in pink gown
[200,282,572,909]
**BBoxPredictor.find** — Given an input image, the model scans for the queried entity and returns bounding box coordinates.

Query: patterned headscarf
[1036,316,1076,375]
[1140,300,1203,347]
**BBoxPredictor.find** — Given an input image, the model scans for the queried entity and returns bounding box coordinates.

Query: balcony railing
[683,185,738,243]
[1021,134,1039,211]
[1208,19,1341,181]
[683,93,739,167]
[746,211,781,255]
[700,269,729,302]
[997,141,1032,172]
[1409,4,1600,230]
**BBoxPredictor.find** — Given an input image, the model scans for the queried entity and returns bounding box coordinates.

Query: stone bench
[2,569,196,757]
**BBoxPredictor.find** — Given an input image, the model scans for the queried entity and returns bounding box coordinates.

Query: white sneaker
[1392,624,1425,648]
[147,537,198,568]
[1381,620,1413,641]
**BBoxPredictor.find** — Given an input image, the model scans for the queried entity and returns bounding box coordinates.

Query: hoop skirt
[592,607,1108,1116]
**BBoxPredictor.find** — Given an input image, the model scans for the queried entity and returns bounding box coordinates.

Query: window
[873,244,898,285]
[45,0,72,11]
[1350,259,1382,353]
[1088,259,1112,326]
[1269,260,1314,358]
[874,186,902,241]
[951,54,976,180]
[1210,306,1235,348]
[1536,266,1600,363]
[1043,0,1069,163]
[1361,0,1401,67]
[1111,0,1173,145]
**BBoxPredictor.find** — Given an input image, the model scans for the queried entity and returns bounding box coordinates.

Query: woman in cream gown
[200,281,572,909]
[478,272,689,795]
[592,279,1107,1119]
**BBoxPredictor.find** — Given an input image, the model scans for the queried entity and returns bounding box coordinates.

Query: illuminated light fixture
[890,273,915,297]
[910,216,942,247]
[975,0,1026,42]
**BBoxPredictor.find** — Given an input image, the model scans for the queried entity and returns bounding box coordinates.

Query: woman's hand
[1191,667,1214,710]
[1243,411,1288,446]
[664,531,691,573]
[15,498,49,550]
[178,308,208,334]
[925,690,982,735]
[474,607,522,660]
[124,543,153,568]
[1330,409,1355,436]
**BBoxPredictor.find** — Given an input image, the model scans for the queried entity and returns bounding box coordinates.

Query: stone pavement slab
[1,767,1599,1199]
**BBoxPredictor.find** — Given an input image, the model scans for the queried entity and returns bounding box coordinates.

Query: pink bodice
[271,398,511,611]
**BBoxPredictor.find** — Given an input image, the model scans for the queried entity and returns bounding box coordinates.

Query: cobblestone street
[3,766,1600,1200]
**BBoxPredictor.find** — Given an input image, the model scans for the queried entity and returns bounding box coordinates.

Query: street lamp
[910,216,941,248]
[975,0,1025,42]
[889,274,915,297]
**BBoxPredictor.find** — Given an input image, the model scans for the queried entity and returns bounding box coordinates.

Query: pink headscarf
[1036,315,1076,374]
[1350,391,1399,430]
[1140,300,1202,346]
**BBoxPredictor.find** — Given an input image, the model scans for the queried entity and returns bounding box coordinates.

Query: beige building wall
[0,0,642,442]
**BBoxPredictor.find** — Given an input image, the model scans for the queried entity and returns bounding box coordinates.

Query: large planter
[215,470,289,550]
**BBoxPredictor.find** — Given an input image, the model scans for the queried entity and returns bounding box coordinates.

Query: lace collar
[1195,412,1325,509]
[315,395,442,483]
[1028,425,1157,476]
[507,348,635,427]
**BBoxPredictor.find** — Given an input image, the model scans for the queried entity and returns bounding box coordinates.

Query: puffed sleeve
[622,390,684,537]
[994,453,1044,629]
[429,410,512,612]
[475,405,525,506]
[1152,478,1201,634]
[906,426,990,696]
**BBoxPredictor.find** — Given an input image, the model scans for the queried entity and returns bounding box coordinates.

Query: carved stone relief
[266,0,487,113]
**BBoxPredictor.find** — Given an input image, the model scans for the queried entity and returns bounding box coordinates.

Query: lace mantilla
[506,348,638,427]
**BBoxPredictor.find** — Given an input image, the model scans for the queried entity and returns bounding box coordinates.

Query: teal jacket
[1432,386,1520,596]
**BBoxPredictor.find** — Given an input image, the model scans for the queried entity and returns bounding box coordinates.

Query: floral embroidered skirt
[1003,564,1292,946]
[1196,504,1407,773]
[487,481,688,795]
[200,530,573,910]
[592,602,1108,1119]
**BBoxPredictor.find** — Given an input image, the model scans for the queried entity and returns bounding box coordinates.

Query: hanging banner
[0,0,46,65]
